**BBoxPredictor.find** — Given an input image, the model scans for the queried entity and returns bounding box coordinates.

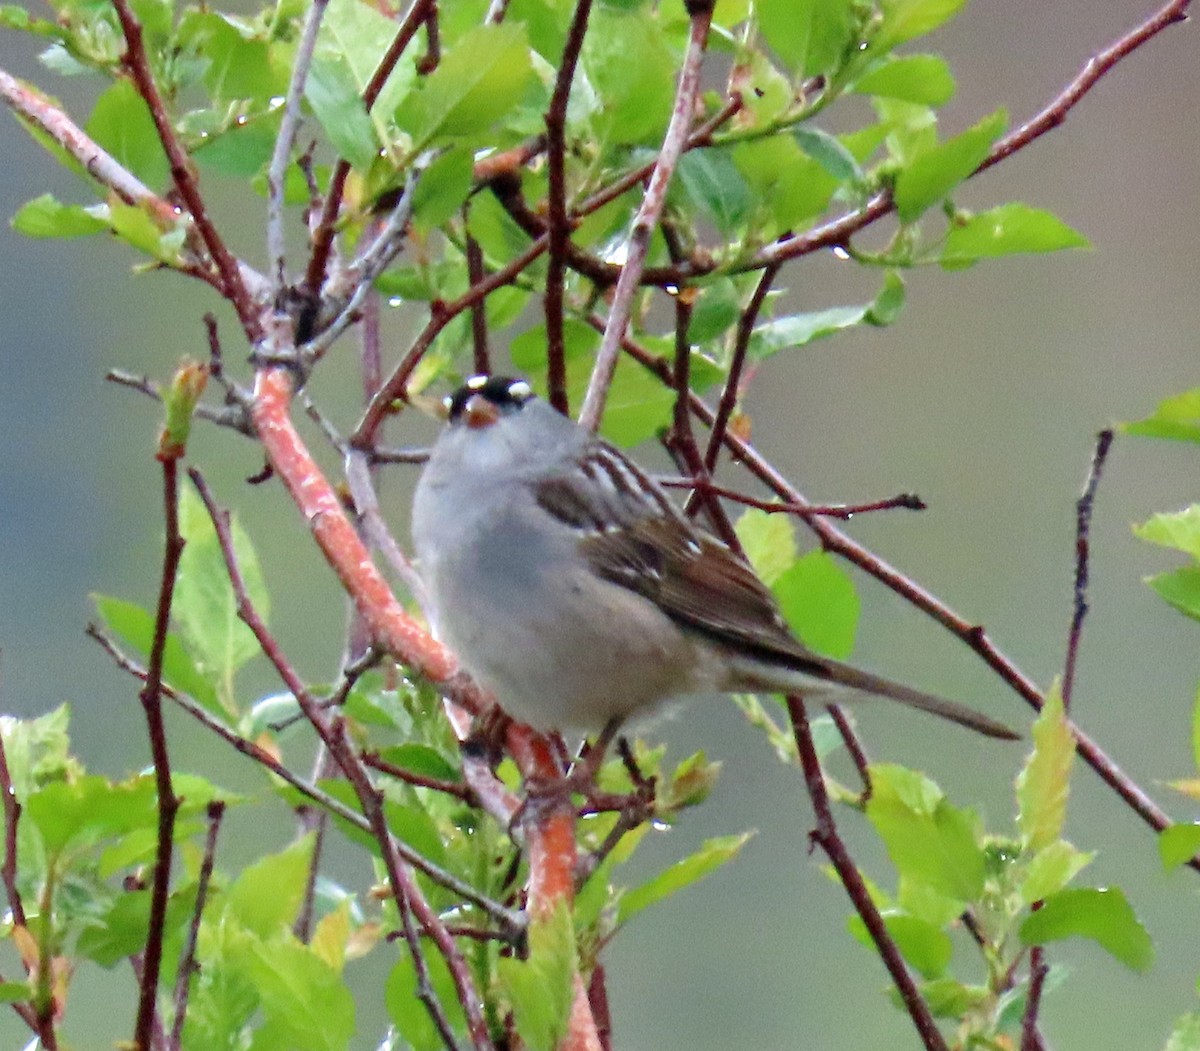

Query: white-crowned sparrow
[411,375,1017,741]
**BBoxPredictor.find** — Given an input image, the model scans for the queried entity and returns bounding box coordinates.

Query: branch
[304,0,437,299]
[748,0,1192,274]
[578,3,713,430]
[169,801,224,1051]
[267,0,331,287]
[133,454,185,1051]
[111,0,261,338]
[543,0,594,414]
[1062,430,1112,710]
[787,696,948,1051]
[0,691,27,930]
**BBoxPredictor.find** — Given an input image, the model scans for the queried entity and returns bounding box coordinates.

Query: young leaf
[386,951,467,1051]
[847,911,952,979]
[851,54,956,106]
[1015,681,1074,852]
[872,0,969,56]
[1159,823,1200,871]
[11,194,108,238]
[773,551,859,659]
[940,202,1089,268]
[793,126,865,186]
[1121,388,1200,445]
[402,23,534,146]
[1144,566,1200,622]
[1020,840,1093,902]
[894,108,1007,221]
[749,272,905,359]
[616,833,753,926]
[1132,506,1200,560]
[226,834,315,936]
[1019,886,1154,972]
[305,53,380,170]
[735,508,798,587]
[85,78,169,190]
[673,147,753,234]
[174,484,270,707]
[1164,1012,1200,1051]
[497,901,577,1051]
[0,704,79,797]
[866,765,985,901]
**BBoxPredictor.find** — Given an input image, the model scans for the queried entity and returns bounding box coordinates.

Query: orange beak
[462,393,501,429]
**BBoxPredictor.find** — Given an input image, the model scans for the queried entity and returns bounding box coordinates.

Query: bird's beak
[462,392,500,429]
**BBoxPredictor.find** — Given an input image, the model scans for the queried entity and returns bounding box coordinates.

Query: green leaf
[872,0,969,55]
[581,8,674,145]
[793,126,865,186]
[386,949,467,1051]
[1145,566,1200,622]
[25,774,157,855]
[1160,823,1200,871]
[749,272,905,359]
[848,911,952,979]
[941,202,1089,268]
[403,23,533,146]
[85,78,169,190]
[106,201,187,265]
[175,484,269,709]
[894,108,1007,221]
[673,148,753,234]
[732,136,838,234]
[735,508,797,587]
[11,194,108,238]
[851,54,956,106]
[0,704,79,798]
[617,833,752,926]
[1122,388,1200,445]
[497,902,576,1051]
[226,835,315,937]
[0,980,33,1003]
[305,53,380,170]
[686,278,742,344]
[1133,505,1200,560]
[91,594,222,714]
[411,147,473,234]
[908,978,989,1018]
[319,0,417,123]
[178,12,283,103]
[1164,1012,1200,1051]
[1020,840,1093,902]
[1015,682,1074,851]
[773,550,859,659]
[756,0,813,70]
[376,744,462,786]
[1019,886,1154,972]
[243,933,356,1051]
[865,765,985,901]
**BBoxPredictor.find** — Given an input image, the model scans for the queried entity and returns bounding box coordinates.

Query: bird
[411,374,1018,743]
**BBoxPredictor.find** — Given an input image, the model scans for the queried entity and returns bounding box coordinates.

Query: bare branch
[579,5,713,430]
[267,0,332,287]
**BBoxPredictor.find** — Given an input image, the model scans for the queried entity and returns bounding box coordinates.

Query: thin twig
[304,0,437,299]
[106,369,255,437]
[465,231,491,376]
[353,237,549,445]
[267,0,331,287]
[133,455,185,1051]
[363,752,473,801]
[659,477,925,519]
[578,4,713,430]
[169,800,224,1051]
[787,696,947,1051]
[1020,941,1049,1051]
[1062,430,1112,711]
[344,449,428,603]
[703,263,779,472]
[544,0,594,414]
[111,0,261,338]
[86,623,519,929]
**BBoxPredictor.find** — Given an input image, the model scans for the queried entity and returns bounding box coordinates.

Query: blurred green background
[2,3,1199,1048]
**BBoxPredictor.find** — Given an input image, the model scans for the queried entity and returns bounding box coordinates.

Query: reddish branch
[132,456,185,1051]
[110,0,260,339]
[543,0,595,414]
[787,696,949,1051]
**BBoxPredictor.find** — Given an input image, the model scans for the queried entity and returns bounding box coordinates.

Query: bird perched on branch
[412,374,1017,744]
